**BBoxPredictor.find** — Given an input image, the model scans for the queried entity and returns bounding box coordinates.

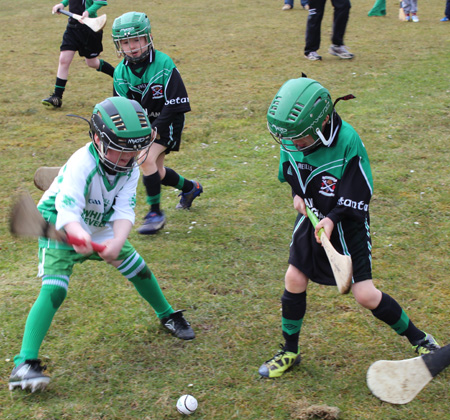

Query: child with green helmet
[259,77,440,379]
[111,11,203,235]
[9,97,195,393]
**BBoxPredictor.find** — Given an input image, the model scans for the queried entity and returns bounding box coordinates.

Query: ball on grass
[176,394,198,415]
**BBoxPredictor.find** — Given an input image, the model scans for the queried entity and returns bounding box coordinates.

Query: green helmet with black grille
[267,78,333,152]
[112,12,153,63]
[90,97,155,173]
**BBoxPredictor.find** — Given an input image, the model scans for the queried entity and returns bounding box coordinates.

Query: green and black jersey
[113,49,191,140]
[279,113,374,285]
[279,114,373,226]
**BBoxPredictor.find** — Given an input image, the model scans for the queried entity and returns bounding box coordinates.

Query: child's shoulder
[153,49,176,67]
[65,143,98,172]
[340,120,362,143]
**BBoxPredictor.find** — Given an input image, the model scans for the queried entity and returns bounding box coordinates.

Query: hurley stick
[55,9,107,32]
[10,192,105,253]
[367,344,450,404]
[306,206,353,294]
[34,167,61,191]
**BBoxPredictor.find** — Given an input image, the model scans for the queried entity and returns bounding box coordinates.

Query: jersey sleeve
[113,64,131,99]
[86,0,107,17]
[278,147,289,183]
[52,151,94,230]
[109,168,139,225]
[326,139,373,225]
[151,68,191,132]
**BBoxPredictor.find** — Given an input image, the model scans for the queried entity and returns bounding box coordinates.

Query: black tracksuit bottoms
[304,0,351,54]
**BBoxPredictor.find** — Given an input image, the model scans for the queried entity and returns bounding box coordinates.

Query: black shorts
[153,113,185,155]
[288,213,372,286]
[60,23,103,58]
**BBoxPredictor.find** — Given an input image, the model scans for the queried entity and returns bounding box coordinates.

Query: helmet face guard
[112,12,153,63]
[267,78,334,152]
[90,97,155,173]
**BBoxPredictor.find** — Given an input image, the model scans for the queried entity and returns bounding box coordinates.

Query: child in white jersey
[9,97,195,393]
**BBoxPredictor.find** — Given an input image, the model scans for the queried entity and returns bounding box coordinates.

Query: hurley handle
[66,234,106,253]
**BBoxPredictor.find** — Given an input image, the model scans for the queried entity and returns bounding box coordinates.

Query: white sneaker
[282,4,293,10]
[411,15,419,22]
[304,51,322,61]
[329,44,354,59]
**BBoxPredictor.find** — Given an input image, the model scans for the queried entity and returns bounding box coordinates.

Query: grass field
[1,0,449,419]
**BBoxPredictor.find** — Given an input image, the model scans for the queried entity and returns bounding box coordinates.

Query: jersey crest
[319,175,337,197]
[151,84,164,99]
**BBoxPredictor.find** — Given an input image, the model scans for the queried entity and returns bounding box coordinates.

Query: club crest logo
[319,175,337,197]
[151,85,164,99]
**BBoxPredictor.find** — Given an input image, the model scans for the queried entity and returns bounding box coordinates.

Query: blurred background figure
[282,0,309,11]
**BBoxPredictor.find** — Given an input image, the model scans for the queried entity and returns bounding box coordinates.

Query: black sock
[371,292,425,344]
[162,167,195,192]
[97,59,115,77]
[281,290,306,354]
[54,77,67,98]
[143,172,161,214]
[161,167,180,187]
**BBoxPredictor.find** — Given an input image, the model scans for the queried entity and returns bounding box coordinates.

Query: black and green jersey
[280,114,374,284]
[61,0,107,18]
[113,49,191,139]
[278,115,373,226]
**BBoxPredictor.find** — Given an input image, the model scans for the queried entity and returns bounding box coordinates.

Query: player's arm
[293,194,306,216]
[99,219,132,263]
[85,0,107,18]
[152,68,190,132]
[52,149,96,251]
[63,221,93,254]
[326,154,373,225]
[52,2,65,14]
[99,168,139,263]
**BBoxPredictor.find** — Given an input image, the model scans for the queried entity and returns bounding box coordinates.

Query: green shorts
[38,240,136,277]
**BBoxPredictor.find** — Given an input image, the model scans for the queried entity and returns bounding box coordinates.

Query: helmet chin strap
[315,113,335,147]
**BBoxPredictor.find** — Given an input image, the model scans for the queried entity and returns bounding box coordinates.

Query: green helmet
[90,97,155,173]
[112,12,153,63]
[267,78,334,152]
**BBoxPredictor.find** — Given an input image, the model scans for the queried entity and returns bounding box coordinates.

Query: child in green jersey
[9,97,195,393]
[258,77,440,379]
[112,11,203,235]
[42,0,115,108]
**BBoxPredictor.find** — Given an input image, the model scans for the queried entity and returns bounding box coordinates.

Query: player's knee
[352,282,382,310]
[285,265,308,292]
[51,287,67,309]
[41,284,67,309]
[85,58,99,69]
[59,56,72,68]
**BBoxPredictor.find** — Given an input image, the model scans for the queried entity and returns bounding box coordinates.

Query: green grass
[1,0,450,419]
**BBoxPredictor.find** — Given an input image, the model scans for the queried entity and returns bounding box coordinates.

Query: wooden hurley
[367,344,450,404]
[306,207,353,294]
[55,9,107,32]
[34,166,61,191]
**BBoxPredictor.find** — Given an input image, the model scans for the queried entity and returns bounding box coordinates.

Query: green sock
[176,175,186,190]
[118,253,173,319]
[14,281,67,366]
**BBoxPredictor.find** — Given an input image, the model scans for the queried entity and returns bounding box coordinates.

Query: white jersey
[38,142,139,248]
